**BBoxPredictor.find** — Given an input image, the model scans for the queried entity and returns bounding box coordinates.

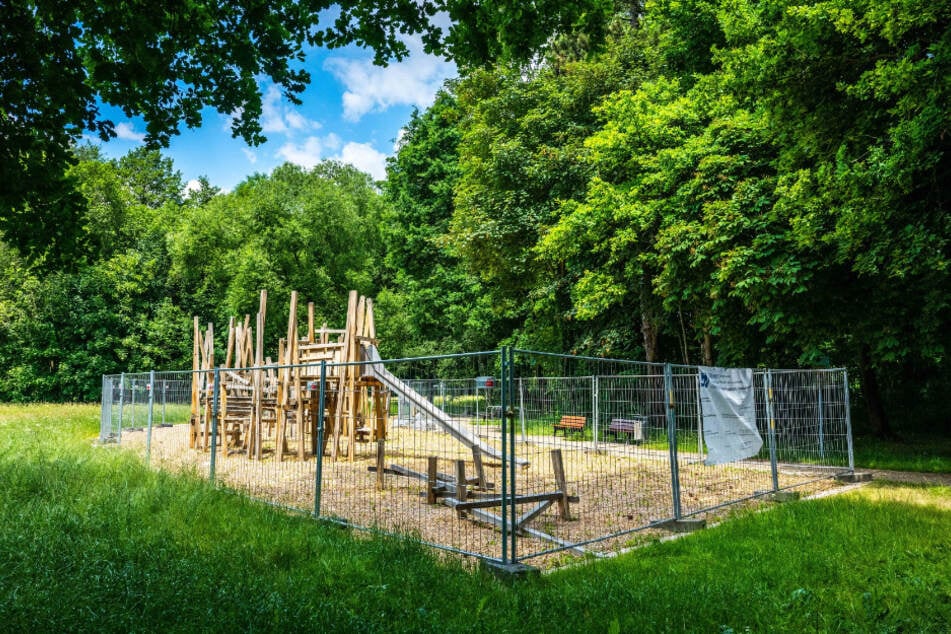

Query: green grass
[1,404,949,632]
[852,432,951,473]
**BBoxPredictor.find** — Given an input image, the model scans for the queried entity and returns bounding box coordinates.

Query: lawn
[0,404,948,632]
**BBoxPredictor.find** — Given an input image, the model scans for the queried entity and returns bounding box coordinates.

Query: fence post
[843,369,854,471]
[118,372,125,444]
[664,364,682,520]
[592,375,600,453]
[695,374,705,456]
[314,361,327,517]
[764,369,780,492]
[817,374,825,461]
[100,376,111,442]
[209,367,221,484]
[507,346,517,562]
[499,348,508,564]
[146,370,155,467]
[518,377,527,443]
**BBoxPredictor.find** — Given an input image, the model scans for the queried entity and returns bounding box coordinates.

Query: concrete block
[835,472,874,483]
[480,560,541,581]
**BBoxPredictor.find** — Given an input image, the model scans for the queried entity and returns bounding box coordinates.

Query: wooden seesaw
[370,448,581,553]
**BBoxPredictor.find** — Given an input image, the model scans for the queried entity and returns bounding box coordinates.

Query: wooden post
[251,311,264,460]
[455,459,468,518]
[332,291,358,461]
[348,295,366,462]
[190,316,200,448]
[365,298,376,339]
[471,447,487,490]
[225,316,235,369]
[308,302,315,343]
[376,439,385,490]
[201,322,214,451]
[551,449,570,520]
[427,457,438,504]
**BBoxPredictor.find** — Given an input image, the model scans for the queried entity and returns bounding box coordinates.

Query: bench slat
[553,415,587,437]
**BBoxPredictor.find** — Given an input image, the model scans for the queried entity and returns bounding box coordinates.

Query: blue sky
[91,37,457,192]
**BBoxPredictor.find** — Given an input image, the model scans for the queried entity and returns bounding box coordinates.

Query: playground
[102,290,855,566]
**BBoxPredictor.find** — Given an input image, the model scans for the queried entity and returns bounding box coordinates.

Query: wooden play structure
[189,289,389,462]
[189,289,510,463]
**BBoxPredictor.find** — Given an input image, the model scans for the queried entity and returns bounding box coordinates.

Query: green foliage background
[1,0,948,437]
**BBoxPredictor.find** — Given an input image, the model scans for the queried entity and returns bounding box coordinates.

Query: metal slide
[363,345,526,464]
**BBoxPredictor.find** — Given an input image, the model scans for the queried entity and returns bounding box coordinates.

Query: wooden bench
[553,415,586,437]
[607,417,645,442]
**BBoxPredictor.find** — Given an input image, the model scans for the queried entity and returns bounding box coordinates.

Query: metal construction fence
[101,348,853,568]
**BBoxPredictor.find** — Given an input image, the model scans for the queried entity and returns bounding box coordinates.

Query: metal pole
[146,370,155,467]
[130,378,136,429]
[475,384,480,425]
[765,370,780,491]
[519,377,527,443]
[118,372,125,444]
[99,376,108,442]
[817,374,825,461]
[664,364,682,520]
[499,349,508,564]
[592,375,599,452]
[508,347,517,562]
[209,368,221,484]
[843,369,854,471]
[161,379,167,426]
[314,361,327,517]
[696,373,704,456]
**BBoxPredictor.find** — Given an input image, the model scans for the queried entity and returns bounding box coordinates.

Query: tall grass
[1,404,948,632]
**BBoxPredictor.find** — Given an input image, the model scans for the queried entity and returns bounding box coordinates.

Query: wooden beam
[427,457,437,504]
[376,439,385,490]
[471,447,487,490]
[551,449,570,520]
[455,459,467,518]
[468,508,589,556]
[451,491,579,512]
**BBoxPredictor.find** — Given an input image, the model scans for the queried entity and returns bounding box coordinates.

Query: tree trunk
[859,346,893,438]
[641,312,659,362]
[702,329,714,367]
[639,275,660,362]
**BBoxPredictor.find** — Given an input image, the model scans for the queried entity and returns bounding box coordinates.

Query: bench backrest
[558,415,587,427]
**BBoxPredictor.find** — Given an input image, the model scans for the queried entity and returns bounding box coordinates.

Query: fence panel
[314,352,505,560]
[101,351,854,569]
[509,351,675,563]
[669,365,774,517]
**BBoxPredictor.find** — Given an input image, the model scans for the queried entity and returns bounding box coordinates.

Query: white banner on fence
[698,366,762,466]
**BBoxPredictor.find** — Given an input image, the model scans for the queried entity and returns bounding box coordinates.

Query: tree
[711,0,951,435]
[448,29,648,353]
[167,161,386,345]
[1,0,612,264]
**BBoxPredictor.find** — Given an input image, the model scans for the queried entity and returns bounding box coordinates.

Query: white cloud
[276,135,387,181]
[182,179,203,198]
[261,85,320,134]
[276,133,342,169]
[335,142,388,181]
[242,148,258,164]
[114,122,145,142]
[324,37,456,121]
[277,137,324,168]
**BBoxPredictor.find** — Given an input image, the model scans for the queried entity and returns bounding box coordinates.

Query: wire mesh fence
[101,349,854,568]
